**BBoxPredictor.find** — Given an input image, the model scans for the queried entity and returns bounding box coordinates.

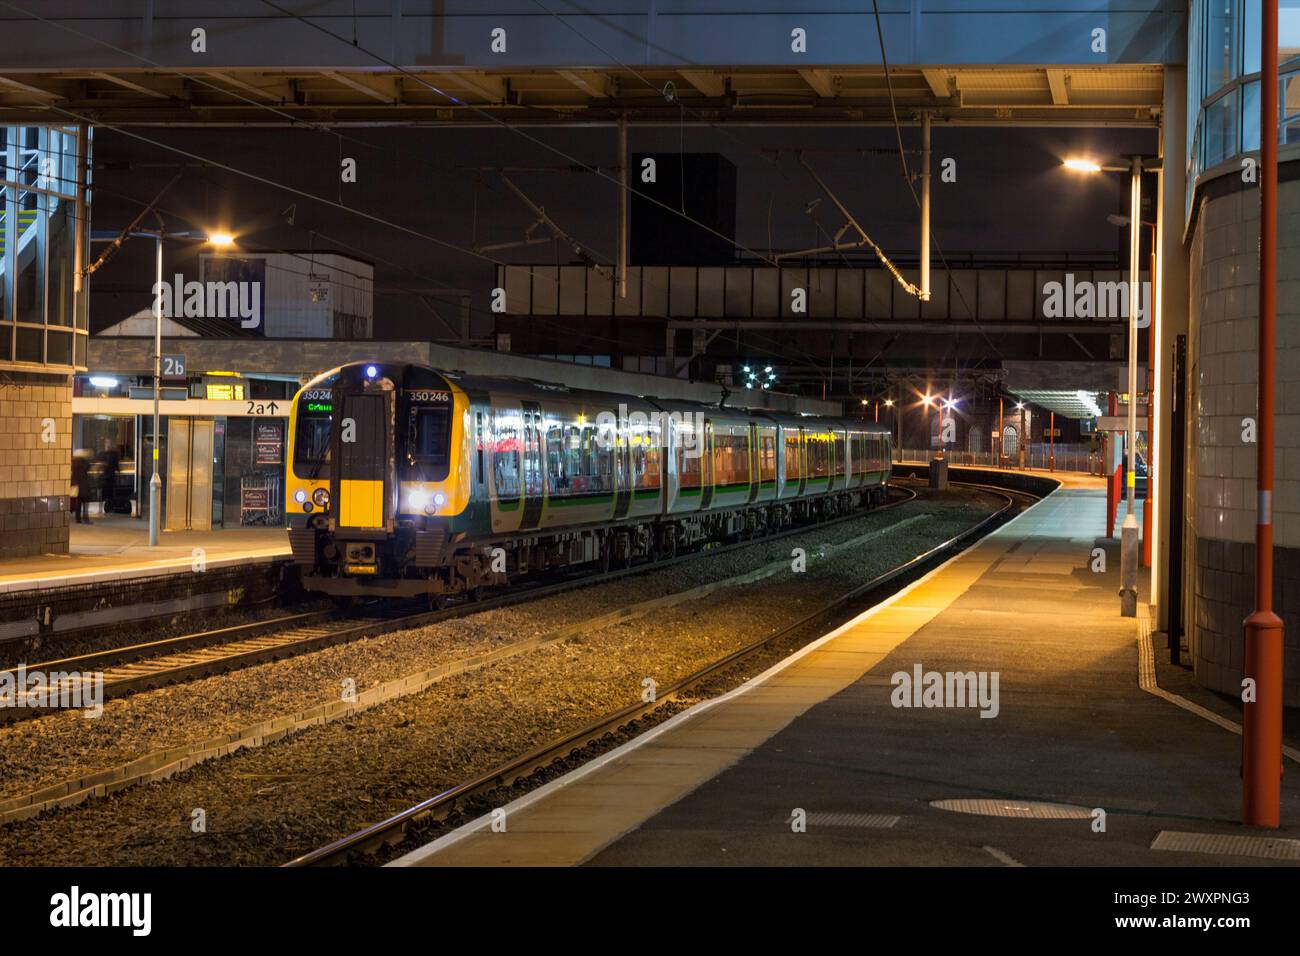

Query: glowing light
[207,232,235,247]
[1077,390,1103,418]
[433,492,446,507]
[1015,401,1025,410]
[365,365,378,378]
[88,376,118,388]
[884,399,895,407]
[409,490,428,509]
[294,489,307,503]
[1062,158,1102,173]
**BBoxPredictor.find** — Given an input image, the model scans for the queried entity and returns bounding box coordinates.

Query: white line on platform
[983,845,1025,867]
[1136,606,1300,765]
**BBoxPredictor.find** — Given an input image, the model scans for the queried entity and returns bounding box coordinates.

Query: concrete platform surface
[395,483,1300,868]
[0,516,288,593]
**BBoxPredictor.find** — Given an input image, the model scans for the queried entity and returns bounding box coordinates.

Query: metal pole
[920,112,931,302]
[617,114,628,299]
[1049,410,1056,472]
[1018,404,1025,469]
[999,396,1005,468]
[1119,157,1141,617]
[1144,227,1156,566]
[1243,0,1283,829]
[149,234,162,547]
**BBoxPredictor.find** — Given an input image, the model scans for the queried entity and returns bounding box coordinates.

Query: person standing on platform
[70,448,91,524]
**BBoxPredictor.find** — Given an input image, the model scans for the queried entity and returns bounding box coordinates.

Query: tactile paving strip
[930,798,1092,819]
[1151,830,1300,861]
[790,812,901,829]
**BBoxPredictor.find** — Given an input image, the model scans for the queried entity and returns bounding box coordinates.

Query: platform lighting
[88,376,118,388]
[884,398,894,407]
[207,232,235,248]
[1062,158,1103,173]
[1015,401,1025,410]
[1060,152,1160,619]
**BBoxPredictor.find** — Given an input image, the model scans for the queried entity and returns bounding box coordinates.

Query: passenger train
[285,361,893,602]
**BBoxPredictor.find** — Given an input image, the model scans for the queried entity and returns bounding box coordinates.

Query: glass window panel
[1285,0,1300,64]
[0,329,9,362]
[1206,0,1241,91]
[13,188,44,326]
[1203,90,1239,167]
[46,328,71,365]
[1283,71,1300,143]
[15,325,41,363]
[47,201,73,326]
[1,183,9,325]
[1243,80,1262,150]
[73,330,86,367]
[1246,0,1262,74]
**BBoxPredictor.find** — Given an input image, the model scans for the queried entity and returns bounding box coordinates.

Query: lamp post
[1016,401,1025,469]
[134,228,234,546]
[1063,154,1160,617]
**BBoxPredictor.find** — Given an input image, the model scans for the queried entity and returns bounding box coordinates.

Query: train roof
[301,361,889,434]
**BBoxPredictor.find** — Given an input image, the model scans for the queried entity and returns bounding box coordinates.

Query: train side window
[759,429,776,482]
[784,430,801,480]
[833,431,846,476]
[493,410,520,499]
[545,420,567,493]
[677,421,702,489]
[633,419,661,490]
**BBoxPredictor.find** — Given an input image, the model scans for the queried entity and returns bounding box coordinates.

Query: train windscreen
[294,399,333,479]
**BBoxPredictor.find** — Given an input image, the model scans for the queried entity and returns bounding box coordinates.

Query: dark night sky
[87,122,1158,340]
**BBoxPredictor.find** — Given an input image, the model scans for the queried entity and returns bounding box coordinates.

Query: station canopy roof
[0,64,1166,127]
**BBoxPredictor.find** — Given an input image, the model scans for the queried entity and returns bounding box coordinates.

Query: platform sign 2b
[161,354,186,378]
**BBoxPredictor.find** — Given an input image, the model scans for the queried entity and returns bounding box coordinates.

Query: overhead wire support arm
[783,155,927,301]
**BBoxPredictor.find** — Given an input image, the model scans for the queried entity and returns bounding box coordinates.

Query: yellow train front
[285,361,473,600]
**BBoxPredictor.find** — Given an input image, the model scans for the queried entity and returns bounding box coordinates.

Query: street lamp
[1063,154,1160,617]
[142,227,234,546]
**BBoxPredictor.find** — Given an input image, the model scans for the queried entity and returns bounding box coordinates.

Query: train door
[700,420,715,509]
[746,423,759,503]
[520,402,544,530]
[612,423,632,519]
[332,386,393,530]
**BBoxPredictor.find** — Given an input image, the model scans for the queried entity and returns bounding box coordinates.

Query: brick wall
[1185,166,1300,705]
[0,371,72,558]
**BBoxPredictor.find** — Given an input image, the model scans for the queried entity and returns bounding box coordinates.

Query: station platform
[396,473,1300,867]
[0,516,288,595]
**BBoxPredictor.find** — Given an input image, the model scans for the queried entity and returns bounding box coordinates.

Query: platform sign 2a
[161,354,186,378]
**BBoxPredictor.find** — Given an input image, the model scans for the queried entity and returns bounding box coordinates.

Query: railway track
[285,482,1038,866]
[0,484,920,721]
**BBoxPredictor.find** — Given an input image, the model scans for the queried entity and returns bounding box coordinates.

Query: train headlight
[433,492,446,507]
[408,489,428,510]
[311,488,330,508]
[294,489,307,504]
